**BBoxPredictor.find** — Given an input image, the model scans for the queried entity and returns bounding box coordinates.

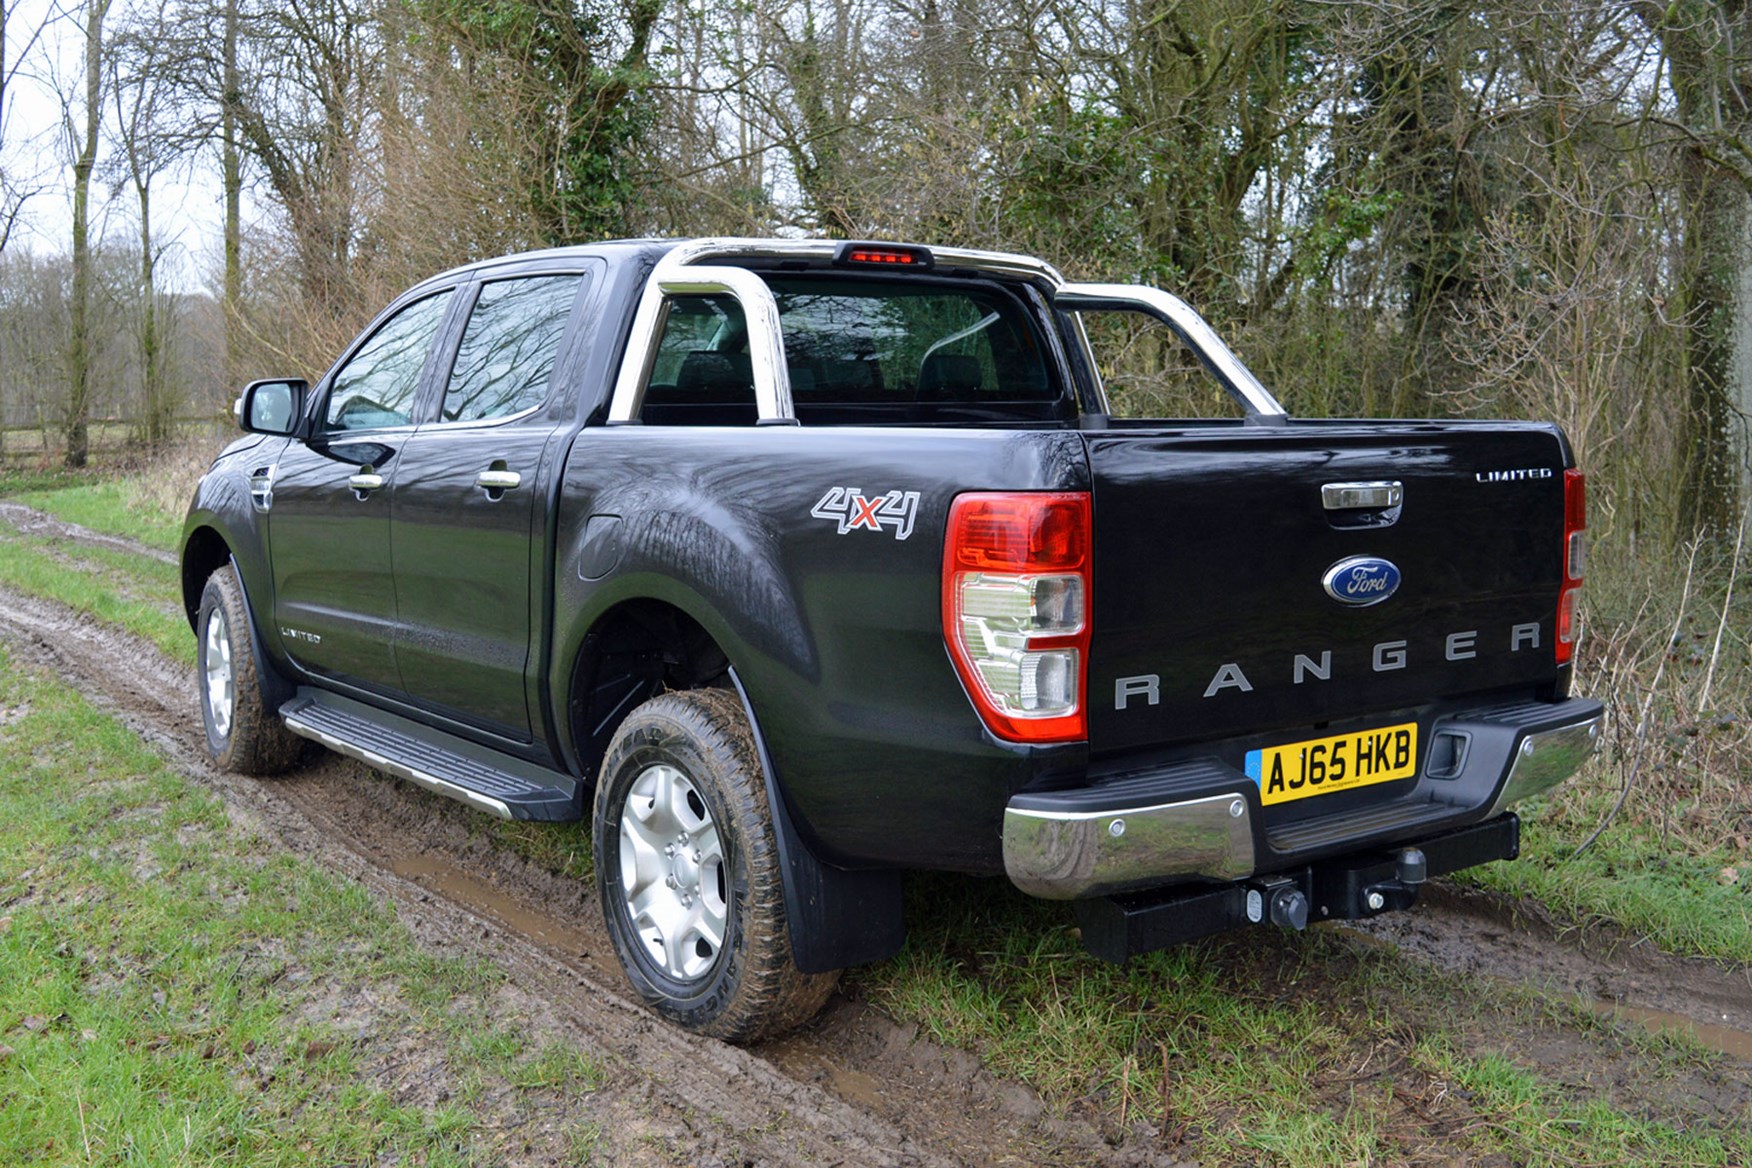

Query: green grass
[16,478,185,551]
[0,654,607,1165]
[0,531,192,665]
[849,875,1752,1167]
[0,465,100,497]
[490,820,595,882]
[1461,777,1751,964]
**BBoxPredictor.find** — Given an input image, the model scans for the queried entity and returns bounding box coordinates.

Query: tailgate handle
[1322,481,1402,510]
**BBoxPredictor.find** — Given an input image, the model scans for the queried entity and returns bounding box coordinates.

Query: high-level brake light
[834,242,934,269]
[1556,469,1586,666]
[943,492,1092,743]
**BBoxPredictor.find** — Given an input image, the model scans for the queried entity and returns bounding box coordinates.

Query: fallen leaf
[0,916,11,933]
[303,1039,338,1061]
[1720,867,1741,886]
[19,1015,46,1033]
[0,1045,14,1059]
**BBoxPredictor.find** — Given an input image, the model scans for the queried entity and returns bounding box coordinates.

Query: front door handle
[348,471,385,495]
[475,469,522,492]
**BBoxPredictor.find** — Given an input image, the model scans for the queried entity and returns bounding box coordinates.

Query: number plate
[1244,723,1419,806]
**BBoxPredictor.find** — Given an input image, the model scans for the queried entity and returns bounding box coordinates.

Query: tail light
[1556,469,1586,665]
[943,492,1091,743]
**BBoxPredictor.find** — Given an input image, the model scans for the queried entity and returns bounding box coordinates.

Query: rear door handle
[475,469,522,492]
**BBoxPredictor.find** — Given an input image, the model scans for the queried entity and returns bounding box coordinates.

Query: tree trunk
[64,0,109,469]
[1677,150,1745,536]
[137,179,170,448]
[221,0,241,386]
[1637,0,1750,536]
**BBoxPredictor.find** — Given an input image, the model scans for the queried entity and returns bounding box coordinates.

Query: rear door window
[441,275,583,423]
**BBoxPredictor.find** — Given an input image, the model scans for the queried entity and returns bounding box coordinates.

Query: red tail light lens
[944,492,1091,743]
[1557,469,1586,665]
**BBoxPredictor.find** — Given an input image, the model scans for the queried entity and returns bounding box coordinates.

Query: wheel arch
[565,594,904,974]
[183,530,297,717]
[181,525,233,629]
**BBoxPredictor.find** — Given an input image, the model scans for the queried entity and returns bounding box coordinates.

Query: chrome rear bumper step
[1002,697,1601,900]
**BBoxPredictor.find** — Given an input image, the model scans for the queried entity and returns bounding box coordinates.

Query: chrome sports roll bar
[1054,284,1288,420]
[608,241,798,425]
[605,237,1286,424]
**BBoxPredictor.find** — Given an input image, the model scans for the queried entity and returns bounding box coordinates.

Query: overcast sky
[5,0,235,294]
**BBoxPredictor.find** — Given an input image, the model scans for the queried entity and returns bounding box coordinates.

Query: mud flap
[229,555,298,714]
[729,669,905,974]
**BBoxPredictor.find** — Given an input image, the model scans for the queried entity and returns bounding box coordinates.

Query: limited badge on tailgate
[1245,722,1418,805]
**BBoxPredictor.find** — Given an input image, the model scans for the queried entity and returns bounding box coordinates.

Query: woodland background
[3,0,1751,554]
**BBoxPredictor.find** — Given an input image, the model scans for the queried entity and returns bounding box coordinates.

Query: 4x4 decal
[811,487,921,540]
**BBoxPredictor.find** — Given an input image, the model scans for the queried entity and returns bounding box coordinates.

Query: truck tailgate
[1085,420,1571,758]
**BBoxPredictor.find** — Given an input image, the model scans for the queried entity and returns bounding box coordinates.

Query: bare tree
[1631,0,1752,535]
[64,0,111,468]
[109,0,182,447]
[1,0,55,261]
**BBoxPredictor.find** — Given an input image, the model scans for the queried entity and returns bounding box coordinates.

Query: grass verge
[0,652,607,1164]
[850,875,1751,1166]
[0,529,193,665]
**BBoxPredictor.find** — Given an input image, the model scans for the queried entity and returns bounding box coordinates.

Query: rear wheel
[196,565,302,775]
[593,688,838,1042]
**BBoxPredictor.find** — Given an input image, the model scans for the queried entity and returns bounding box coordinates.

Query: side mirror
[234,378,308,436]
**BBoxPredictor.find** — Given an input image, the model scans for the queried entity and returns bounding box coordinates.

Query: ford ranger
[180,237,1602,1041]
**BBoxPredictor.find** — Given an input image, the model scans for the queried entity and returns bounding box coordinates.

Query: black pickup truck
[181,237,1602,1040]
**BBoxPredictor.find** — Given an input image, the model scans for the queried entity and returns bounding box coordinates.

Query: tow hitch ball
[1246,846,1430,931]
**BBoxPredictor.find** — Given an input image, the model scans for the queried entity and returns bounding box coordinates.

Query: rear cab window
[639,274,1071,425]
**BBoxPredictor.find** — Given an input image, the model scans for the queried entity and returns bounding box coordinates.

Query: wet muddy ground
[2,506,1748,1165]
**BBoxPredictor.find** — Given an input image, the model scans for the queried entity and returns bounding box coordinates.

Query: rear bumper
[1003,696,1602,899]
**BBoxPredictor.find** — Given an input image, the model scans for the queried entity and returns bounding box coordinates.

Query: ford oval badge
[1322,556,1401,607]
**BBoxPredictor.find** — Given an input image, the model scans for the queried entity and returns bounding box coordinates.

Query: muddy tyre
[594,688,839,1042]
[196,565,302,776]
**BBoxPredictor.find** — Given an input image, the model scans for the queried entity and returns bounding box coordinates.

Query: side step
[281,691,582,822]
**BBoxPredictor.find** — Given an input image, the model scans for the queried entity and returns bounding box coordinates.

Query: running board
[280,691,582,822]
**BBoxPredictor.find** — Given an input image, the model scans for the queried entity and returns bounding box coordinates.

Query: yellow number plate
[1245,723,1418,806]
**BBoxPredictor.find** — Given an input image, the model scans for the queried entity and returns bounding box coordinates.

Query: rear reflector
[1557,469,1586,665]
[944,493,1091,743]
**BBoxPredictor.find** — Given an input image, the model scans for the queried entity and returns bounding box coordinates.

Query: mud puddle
[1346,882,1752,1062]
[1598,1002,1752,1061]
[386,853,597,956]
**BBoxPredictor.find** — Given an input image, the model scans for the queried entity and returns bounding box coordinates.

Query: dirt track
[3,506,1750,1165]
